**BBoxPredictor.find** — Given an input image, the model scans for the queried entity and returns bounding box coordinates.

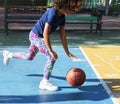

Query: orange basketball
[66,68,86,86]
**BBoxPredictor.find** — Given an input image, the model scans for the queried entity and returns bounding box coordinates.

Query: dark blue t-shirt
[32,7,65,38]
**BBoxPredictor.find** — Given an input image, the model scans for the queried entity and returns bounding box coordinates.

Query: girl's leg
[29,31,57,79]
[12,45,39,60]
[29,33,58,91]
[39,46,58,91]
[3,31,39,65]
[12,31,40,60]
[3,44,39,65]
[39,47,56,79]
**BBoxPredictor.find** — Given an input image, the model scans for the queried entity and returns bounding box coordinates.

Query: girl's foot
[3,50,12,65]
[39,79,58,91]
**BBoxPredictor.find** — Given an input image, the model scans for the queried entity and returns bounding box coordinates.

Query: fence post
[4,0,8,35]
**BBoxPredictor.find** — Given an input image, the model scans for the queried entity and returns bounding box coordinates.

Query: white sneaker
[39,80,58,91]
[3,50,12,65]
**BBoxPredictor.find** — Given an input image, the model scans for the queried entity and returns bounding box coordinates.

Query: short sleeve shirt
[32,7,65,38]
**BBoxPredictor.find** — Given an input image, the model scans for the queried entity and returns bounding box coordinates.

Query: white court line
[0,51,3,55]
[72,58,86,62]
[79,46,119,104]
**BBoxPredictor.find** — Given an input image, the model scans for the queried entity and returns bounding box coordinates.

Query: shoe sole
[39,86,58,91]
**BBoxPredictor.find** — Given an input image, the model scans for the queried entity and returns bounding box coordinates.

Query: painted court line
[0,51,3,55]
[79,46,119,104]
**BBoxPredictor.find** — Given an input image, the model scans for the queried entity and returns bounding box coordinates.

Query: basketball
[66,68,86,86]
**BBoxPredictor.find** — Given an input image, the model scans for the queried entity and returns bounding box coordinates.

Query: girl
[3,0,84,91]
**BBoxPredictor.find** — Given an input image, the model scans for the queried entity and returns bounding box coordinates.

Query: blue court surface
[0,46,115,104]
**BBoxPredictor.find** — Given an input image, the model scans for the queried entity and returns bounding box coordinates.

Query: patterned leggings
[12,31,56,79]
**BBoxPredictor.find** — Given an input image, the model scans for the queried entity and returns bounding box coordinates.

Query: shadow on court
[0,73,111,103]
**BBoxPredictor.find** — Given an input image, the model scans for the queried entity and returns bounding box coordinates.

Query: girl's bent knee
[28,57,34,61]
[27,54,34,60]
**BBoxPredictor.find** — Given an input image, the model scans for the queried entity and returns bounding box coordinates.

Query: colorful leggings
[12,31,56,79]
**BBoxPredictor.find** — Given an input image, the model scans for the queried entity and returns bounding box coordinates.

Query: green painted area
[0,31,120,46]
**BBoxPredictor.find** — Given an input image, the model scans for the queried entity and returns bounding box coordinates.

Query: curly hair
[53,0,85,12]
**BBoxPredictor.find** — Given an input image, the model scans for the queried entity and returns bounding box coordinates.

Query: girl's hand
[66,52,78,59]
[49,51,58,60]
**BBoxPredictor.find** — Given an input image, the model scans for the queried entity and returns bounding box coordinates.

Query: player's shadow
[0,74,111,103]
[26,74,111,100]
[0,88,110,103]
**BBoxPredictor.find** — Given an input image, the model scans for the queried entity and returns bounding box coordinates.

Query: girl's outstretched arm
[43,23,58,59]
[59,26,78,59]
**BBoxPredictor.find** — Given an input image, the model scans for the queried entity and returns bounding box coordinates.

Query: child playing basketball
[3,0,85,91]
